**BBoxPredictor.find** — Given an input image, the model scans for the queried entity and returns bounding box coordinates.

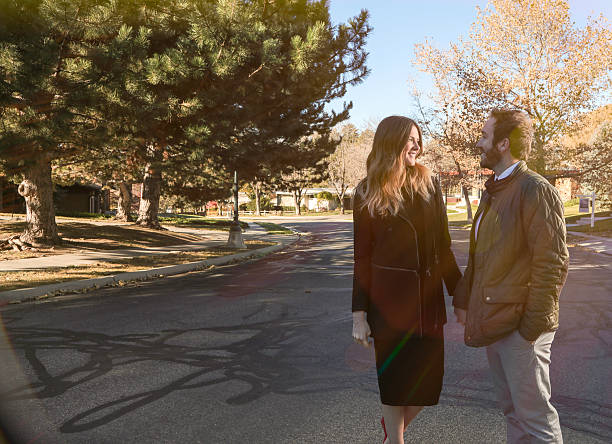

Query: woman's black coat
[352,180,461,339]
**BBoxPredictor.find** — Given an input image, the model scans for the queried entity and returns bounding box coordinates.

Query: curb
[0,235,299,306]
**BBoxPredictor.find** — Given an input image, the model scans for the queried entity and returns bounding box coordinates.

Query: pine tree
[0,0,115,245]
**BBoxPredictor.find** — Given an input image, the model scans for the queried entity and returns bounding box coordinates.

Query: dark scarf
[483,161,528,195]
[470,161,527,252]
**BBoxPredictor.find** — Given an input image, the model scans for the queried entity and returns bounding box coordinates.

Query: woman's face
[402,125,421,166]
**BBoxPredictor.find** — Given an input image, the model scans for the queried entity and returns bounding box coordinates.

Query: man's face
[476,117,502,169]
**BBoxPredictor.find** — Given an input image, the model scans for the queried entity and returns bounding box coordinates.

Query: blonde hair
[358,116,433,217]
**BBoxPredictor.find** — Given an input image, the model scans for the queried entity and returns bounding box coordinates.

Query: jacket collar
[484,160,528,195]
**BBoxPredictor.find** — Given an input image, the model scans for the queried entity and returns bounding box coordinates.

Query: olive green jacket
[453,161,569,347]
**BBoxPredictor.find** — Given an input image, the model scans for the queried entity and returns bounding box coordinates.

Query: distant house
[0,176,111,215]
[438,168,583,205]
[273,187,356,211]
[54,183,110,214]
[546,171,583,202]
[437,170,489,206]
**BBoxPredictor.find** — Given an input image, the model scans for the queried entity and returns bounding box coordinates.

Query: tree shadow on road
[1,303,353,434]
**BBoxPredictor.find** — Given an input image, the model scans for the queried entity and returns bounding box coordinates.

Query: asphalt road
[0,217,610,443]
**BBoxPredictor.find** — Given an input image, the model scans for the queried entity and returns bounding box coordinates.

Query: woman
[352,116,461,444]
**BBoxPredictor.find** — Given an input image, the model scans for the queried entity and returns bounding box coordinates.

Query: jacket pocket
[479,285,528,339]
[370,263,421,334]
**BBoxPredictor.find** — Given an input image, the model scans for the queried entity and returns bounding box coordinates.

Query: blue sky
[327,0,611,128]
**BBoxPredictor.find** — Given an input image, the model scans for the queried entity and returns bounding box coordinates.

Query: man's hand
[352,311,372,348]
[454,307,467,326]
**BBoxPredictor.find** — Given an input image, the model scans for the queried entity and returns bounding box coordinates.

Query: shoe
[381,417,387,443]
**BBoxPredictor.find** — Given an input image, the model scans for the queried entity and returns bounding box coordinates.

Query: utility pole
[227,170,246,249]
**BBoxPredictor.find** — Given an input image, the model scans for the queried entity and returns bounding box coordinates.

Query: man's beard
[480,146,501,169]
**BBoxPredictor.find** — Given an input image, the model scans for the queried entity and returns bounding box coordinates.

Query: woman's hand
[454,307,466,326]
[352,311,372,348]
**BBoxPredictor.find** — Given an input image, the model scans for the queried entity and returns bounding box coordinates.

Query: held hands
[352,311,372,348]
[454,307,467,326]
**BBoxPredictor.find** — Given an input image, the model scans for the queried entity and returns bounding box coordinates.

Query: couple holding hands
[352,111,568,444]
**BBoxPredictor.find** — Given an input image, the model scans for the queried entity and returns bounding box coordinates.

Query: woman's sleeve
[435,180,462,295]
[352,192,372,312]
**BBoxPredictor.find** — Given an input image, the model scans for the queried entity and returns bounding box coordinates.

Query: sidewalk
[0,222,299,305]
[567,231,612,256]
[566,215,612,256]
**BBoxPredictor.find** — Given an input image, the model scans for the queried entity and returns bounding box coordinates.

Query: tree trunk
[136,163,164,229]
[293,190,301,215]
[116,182,133,221]
[462,185,473,222]
[254,183,261,216]
[17,152,61,245]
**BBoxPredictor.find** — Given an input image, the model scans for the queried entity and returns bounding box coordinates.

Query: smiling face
[476,116,502,169]
[402,125,421,167]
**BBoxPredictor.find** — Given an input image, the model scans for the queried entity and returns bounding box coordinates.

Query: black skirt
[374,331,444,406]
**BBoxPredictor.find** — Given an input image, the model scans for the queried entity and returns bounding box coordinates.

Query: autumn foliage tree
[326,123,371,214]
[412,44,488,221]
[557,105,612,207]
[416,0,611,184]
[468,0,610,176]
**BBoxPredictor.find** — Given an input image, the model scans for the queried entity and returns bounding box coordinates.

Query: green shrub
[56,211,111,219]
[315,191,334,201]
[244,196,272,212]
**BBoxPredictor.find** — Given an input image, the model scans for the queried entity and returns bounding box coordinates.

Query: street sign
[579,198,590,213]
[576,193,597,227]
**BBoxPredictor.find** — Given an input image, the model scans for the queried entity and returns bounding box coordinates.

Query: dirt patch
[0,240,274,291]
[0,221,206,261]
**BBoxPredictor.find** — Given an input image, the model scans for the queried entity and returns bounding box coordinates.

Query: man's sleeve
[519,183,569,341]
[352,193,372,312]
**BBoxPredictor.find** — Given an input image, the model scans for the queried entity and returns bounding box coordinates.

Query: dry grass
[0,240,274,291]
[0,221,206,261]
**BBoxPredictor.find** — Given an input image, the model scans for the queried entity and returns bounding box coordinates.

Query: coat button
[485,296,491,301]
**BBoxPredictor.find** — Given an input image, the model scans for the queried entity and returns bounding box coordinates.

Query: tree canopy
[414,0,611,181]
[0,0,371,243]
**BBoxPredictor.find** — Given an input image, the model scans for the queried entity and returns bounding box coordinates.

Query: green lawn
[159,215,249,231]
[447,205,479,223]
[563,202,582,219]
[300,209,353,216]
[256,222,294,235]
[566,215,612,237]
[564,208,611,224]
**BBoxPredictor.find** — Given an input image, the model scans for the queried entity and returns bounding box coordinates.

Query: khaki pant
[486,330,563,443]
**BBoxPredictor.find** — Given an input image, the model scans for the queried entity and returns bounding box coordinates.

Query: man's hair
[490,109,534,160]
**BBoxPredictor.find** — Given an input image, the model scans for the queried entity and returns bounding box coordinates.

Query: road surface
[0,217,610,443]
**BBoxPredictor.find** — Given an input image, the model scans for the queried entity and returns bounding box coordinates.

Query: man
[453,109,569,443]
